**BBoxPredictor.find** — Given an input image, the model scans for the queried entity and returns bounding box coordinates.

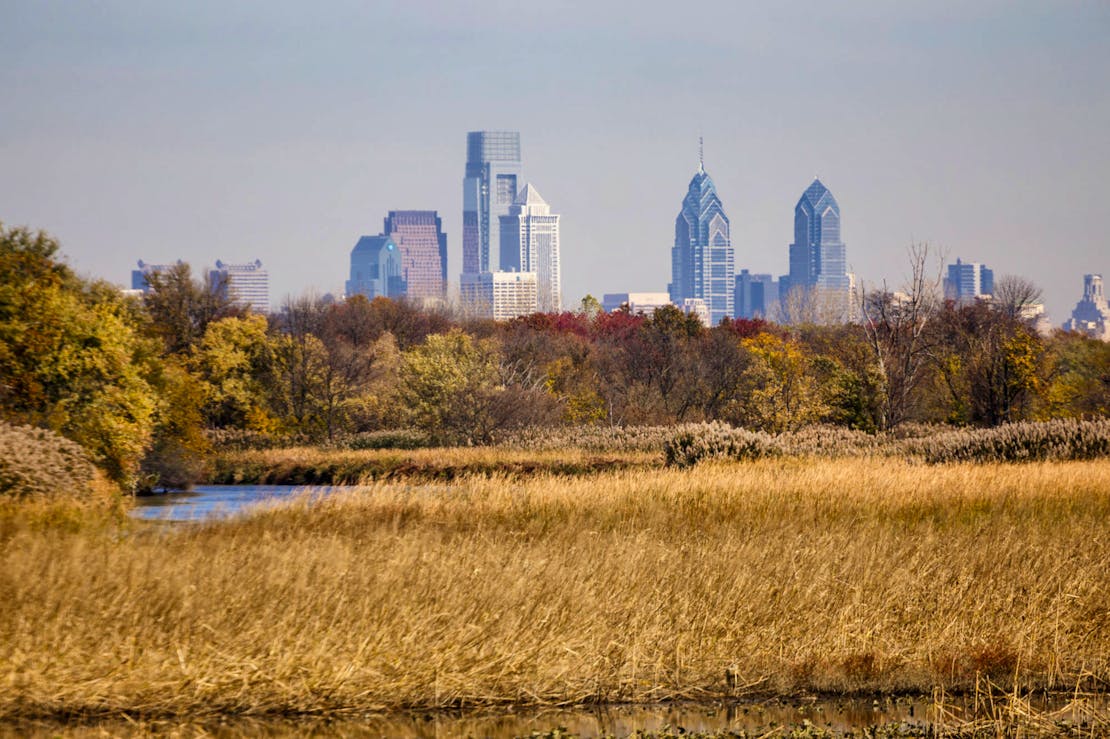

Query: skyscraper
[499,183,561,313]
[210,259,270,313]
[462,131,522,276]
[669,152,734,325]
[383,210,447,303]
[346,235,405,300]
[944,258,995,304]
[788,178,849,293]
[785,178,851,321]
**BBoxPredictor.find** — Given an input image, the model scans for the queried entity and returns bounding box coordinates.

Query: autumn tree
[142,262,240,355]
[0,224,158,487]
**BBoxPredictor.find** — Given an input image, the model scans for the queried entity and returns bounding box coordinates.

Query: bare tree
[992,275,1043,322]
[860,243,943,429]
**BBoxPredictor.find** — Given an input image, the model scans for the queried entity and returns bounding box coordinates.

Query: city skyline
[3,3,1107,322]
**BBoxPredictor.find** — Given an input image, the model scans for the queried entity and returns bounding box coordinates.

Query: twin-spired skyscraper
[669,155,734,325]
[672,155,853,324]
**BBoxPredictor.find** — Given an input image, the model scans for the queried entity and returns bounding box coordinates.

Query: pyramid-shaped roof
[515,182,547,207]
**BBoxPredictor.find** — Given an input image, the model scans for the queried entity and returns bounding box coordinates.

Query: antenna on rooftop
[699,136,705,172]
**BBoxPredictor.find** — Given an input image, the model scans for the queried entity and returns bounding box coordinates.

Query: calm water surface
[129,485,348,522]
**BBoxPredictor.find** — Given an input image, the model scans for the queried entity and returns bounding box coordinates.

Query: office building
[669,153,734,325]
[1063,274,1110,340]
[460,270,538,321]
[210,259,270,313]
[786,178,852,320]
[346,236,405,301]
[944,258,995,304]
[462,131,522,276]
[499,183,561,313]
[734,270,778,319]
[384,210,447,303]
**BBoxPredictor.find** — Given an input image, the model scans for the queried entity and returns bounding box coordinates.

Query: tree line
[2,224,1108,490]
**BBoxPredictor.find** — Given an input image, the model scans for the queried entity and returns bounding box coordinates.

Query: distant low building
[602,292,672,317]
[210,259,270,313]
[461,271,538,321]
[131,259,184,292]
[1063,274,1110,340]
[681,298,711,326]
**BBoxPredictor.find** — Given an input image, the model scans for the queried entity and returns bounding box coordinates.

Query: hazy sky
[3,1,1108,321]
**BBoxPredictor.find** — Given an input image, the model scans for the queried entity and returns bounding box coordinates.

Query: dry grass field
[1,458,1108,720]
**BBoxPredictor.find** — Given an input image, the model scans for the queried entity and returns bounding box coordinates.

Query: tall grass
[1,458,1108,719]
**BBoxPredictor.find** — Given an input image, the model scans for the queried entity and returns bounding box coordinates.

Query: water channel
[129,484,347,522]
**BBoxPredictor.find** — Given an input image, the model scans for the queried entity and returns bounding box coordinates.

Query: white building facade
[499,183,561,313]
[461,270,539,321]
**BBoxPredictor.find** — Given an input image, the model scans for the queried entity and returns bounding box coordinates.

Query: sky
[2,1,1108,322]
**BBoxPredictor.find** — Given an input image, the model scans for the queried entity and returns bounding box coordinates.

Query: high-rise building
[944,258,994,304]
[1063,274,1110,340]
[499,183,561,313]
[669,154,734,325]
[460,270,538,321]
[346,236,405,301]
[785,178,852,321]
[383,210,447,303]
[462,131,522,277]
[210,259,270,313]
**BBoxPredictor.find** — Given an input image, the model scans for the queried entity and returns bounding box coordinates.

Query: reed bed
[1,459,1108,720]
[211,445,657,484]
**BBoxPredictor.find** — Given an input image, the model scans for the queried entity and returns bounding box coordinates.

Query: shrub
[498,425,679,452]
[663,422,781,467]
[776,425,886,458]
[915,418,1110,464]
[0,422,98,499]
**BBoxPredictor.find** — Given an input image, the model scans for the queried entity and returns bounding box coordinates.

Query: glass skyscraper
[669,160,734,325]
[462,131,522,276]
[788,178,849,293]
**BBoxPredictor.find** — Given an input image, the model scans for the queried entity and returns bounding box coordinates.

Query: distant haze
[3,1,1108,321]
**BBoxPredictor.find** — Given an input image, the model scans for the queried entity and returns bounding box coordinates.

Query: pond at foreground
[9,696,1110,737]
[129,485,351,522]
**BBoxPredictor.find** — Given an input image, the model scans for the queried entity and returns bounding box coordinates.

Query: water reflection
[11,696,1108,737]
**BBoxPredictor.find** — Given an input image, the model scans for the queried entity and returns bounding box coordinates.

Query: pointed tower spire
[698,136,705,173]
